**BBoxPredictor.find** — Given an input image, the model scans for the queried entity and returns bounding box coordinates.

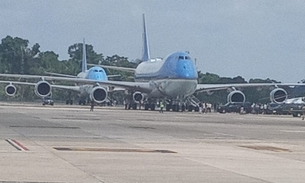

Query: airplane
[0,39,112,105]
[0,14,304,111]
[86,14,305,111]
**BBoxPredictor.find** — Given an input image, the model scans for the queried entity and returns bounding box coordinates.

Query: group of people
[198,102,213,114]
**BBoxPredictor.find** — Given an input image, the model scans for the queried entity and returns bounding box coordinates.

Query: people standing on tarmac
[199,102,203,114]
[90,100,95,111]
[302,105,305,120]
[159,101,164,113]
[240,106,245,114]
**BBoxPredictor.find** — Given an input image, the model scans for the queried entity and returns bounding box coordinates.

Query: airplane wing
[44,72,78,78]
[196,83,303,92]
[3,73,304,96]
[0,74,152,93]
[50,84,80,92]
[44,71,121,79]
[88,64,136,73]
[0,80,82,92]
[0,80,36,86]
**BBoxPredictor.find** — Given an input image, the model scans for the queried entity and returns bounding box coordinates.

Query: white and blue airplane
[0,39,111,105]
[85,14,305,111]
[0,14,304,110]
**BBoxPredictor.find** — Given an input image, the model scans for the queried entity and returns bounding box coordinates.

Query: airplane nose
[176,61,197,79]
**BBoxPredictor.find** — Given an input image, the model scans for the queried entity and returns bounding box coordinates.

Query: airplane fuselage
[77,66,109,99]
[134,51,198,99]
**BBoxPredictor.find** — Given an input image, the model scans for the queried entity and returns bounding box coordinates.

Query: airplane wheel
[166,105,171,111]
[144,104,149,110]
[151,104,155,111]
[132,103,137,110]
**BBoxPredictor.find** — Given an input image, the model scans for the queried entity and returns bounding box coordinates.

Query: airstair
[186,95,201,107]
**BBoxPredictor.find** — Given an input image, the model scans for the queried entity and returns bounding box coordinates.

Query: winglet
[82,38,87,72]
[142,14,150,62]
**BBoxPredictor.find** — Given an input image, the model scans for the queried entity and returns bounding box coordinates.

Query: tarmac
[0,102,305,183]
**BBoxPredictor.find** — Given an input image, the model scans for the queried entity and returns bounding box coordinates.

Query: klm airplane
[1,15,305,110]
[0,39,110,105]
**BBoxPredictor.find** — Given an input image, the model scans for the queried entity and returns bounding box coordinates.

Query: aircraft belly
[149,79,197,98]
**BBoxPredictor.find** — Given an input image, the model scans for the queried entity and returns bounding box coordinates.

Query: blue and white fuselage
[134,51,198,99]
[76,66,109,103]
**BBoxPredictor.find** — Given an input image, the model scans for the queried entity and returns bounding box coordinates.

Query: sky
[1,0,305,82]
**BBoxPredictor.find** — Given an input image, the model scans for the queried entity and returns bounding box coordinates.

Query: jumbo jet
[0,39,111,105]
[0,15,304,110]
[85,14,305,111]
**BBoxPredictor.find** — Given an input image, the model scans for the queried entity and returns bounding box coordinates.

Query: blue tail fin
[82,38,87,72]
[142,14,150,62]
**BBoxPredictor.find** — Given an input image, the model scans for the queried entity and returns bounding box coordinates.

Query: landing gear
[164,100,181,112]
[79,99,86,105]
[65,91,74,105]
[143,99,156,111]
[66,99,73,105]
[144,103,156,110]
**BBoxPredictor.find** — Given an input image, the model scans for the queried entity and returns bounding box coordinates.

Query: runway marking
[51,117,101,121]
[5,139,29,151]
[240,145,291,152]
[9,125,79,129]
[280,130,305,133]
[129,126,156,130]
[53,147,176,153]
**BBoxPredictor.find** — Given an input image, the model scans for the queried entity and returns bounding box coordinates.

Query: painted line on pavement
[5,139,29,151]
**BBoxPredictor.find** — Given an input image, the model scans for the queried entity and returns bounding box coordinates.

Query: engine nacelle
[133,92,144,102]
[89,86,108,104]
[5,84,16,96]
[227,90,246,103]
[34,81,52,98]
[270,88,288,104]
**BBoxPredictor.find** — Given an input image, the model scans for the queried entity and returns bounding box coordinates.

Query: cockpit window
[99,70,103,72]
[94,70,98,72]
[178,56,184,59]
[185,56,190,60]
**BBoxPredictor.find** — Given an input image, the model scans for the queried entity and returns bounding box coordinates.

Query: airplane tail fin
[142,14,150,62]
[82,38,87,72]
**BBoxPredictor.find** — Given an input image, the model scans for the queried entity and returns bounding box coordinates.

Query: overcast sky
[1,0,305,82]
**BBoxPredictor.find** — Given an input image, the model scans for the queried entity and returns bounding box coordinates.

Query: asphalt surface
[0,102,305,183]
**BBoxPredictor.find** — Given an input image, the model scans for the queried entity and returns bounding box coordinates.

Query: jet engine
[89,86,108,104]
[227,90,246,103]
[34,81,52,97]
[270,88,288,104]
[133,92,144,102]
[5,84,16,96]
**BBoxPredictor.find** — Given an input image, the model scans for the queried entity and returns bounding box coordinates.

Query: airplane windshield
[178,56,191,60]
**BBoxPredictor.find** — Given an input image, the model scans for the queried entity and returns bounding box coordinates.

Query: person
[240,106,244,114]
[159,101,164,113]
[199,102,203,114]
[90,100,95,111]
[302,105,305,120]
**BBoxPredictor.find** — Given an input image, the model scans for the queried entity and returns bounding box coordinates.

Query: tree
[0,36,29,73]
[68,42,104,73]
